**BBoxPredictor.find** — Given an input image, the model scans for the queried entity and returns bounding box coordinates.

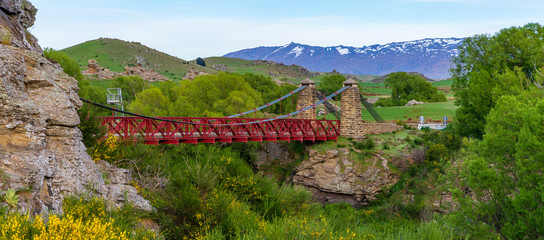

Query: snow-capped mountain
[224,38,464,79]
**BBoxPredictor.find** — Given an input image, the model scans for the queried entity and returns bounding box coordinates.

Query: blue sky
[31,0,544,60]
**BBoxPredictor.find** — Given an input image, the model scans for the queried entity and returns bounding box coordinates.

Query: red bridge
[102,117,340,145]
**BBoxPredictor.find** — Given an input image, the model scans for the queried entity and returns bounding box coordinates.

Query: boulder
[82,59,121,79]
[293,149,398,207]
[365,98,379,105]
[183,67,207,80]
[123,65,169,82]
[405,99,424,106]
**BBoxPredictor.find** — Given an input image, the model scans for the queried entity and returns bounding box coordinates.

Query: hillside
[62,38,334,81]
[224,38,464,80]
[62,38,208,80]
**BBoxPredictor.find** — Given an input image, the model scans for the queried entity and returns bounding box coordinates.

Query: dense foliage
[0,196,157,240]
[317,74,346,100]
[456,88,544,239]
[451,23,544,138]
[376,72,446,107]
[241,73,298,114]
[44,48,84,82]
[128,72,299,117]
[113,75,153,103]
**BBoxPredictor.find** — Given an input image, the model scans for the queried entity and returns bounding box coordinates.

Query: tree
[460,88,544,238]
[128,88,171,116]
[171,72,262,117]
[317,74,346,99]
[451,23,544,138]
[44,48,84,82]
[196,57,206,67]
[112,75,152,103]
[376,72,446,106]
[241,73,297,114]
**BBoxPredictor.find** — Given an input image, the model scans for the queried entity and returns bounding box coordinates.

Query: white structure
[417,123,447,130]
[106,88,124,116]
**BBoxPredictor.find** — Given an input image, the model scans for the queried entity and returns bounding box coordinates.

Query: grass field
[319,100,457,122]
[362,100,457,122]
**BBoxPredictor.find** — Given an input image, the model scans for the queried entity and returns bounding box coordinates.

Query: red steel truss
[101,117,340,145]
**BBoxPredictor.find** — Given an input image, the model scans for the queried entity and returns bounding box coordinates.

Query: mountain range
[224,38,464,80]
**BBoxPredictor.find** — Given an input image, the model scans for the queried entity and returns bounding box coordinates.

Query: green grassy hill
[62,38,345,82]
[62,38,209,80]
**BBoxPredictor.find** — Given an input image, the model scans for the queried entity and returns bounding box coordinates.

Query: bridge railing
[102,117,340,144]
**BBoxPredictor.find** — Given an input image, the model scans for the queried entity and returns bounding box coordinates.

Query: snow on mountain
[224,38,465,79]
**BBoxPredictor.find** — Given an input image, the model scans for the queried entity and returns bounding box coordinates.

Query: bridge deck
[102,117,340,144]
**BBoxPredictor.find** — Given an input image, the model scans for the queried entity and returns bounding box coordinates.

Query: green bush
[379,72,446,106]
[355,138,375,150]
[317,74,346,100]
[44,48,84,81]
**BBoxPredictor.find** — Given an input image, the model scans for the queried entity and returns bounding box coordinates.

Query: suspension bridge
[87,79,372,145]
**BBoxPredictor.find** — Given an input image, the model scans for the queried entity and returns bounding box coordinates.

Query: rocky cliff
[254,142,399,208]
[0,0,41,52]
[0,0,151,213]
[293,149,398,207]
[82,59,170,82]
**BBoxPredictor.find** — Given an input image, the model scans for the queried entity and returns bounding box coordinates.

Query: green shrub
[44,48,84,81]
[355,138,375,150]
[425,143,447,163]
[385,72,447,106]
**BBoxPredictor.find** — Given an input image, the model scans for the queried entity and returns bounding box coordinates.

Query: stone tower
[340,78,364,138]
[296,78,317,119]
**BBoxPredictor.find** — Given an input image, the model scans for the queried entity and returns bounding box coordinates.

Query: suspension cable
[80,85,349,126]
[225,85,306,118]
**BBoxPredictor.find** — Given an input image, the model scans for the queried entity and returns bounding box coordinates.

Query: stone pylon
[340,78,364,138]
[296,78,316,119]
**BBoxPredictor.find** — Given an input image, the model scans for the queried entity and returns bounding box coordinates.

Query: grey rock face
[0,0,41,52]
[293,149,398,207]
[0,0,152,213]
[0,44,153,213]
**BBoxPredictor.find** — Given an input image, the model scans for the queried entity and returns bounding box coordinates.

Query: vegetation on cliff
[16,23,543,240]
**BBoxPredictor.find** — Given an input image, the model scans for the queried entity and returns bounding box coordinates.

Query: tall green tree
[317,74,346,99]
[112,75,152,103]
[172,72,262,117]
[451,23,544,138]
[128,88,172,116]
[376,72,446,106]
[241,73,297,114]
[459,88,544,239]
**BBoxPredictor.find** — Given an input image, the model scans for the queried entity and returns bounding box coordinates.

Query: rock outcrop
[82,60,169,82]
[405,99,424,106]
[123,65,168,82]
[293,149,398,207]
[212,64,228,72]
[182,67,207,80]
[0,0,152,214]
[81,59,121,79]
[0,0,41,52]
